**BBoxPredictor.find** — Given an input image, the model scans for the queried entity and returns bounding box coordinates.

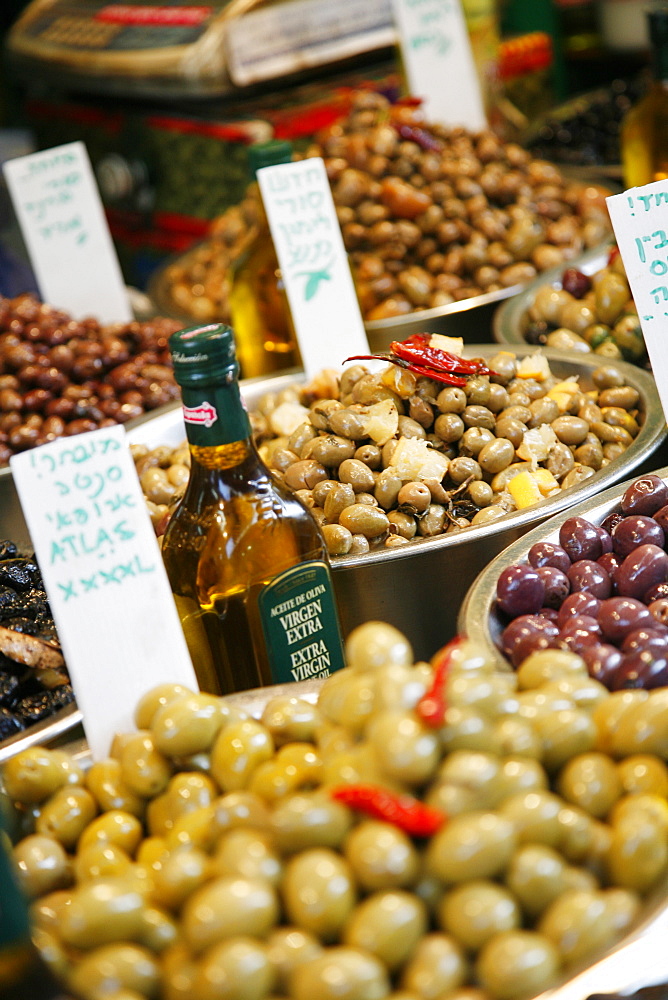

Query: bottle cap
[169,323,239,385]
[247,140,293,178]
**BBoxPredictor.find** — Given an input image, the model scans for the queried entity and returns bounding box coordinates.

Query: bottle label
[180,381,250,447]
[259,561,346,685]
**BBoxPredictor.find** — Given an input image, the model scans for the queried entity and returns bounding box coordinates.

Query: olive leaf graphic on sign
[294,259,333,301]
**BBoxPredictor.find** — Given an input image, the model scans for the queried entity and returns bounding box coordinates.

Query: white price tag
[607,183,668,423]
[390,0,486,131]
[257,157,370,378]
[2,141,132,324]
[10,426,198,760]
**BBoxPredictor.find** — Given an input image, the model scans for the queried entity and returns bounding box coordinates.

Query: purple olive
[651,503,668,535]
[501,615,560,668]
[538,607,560,623]
[594,525,613,555]
[559,614,603,653]
[559,516,602,562]
[579,643,623,687]
[598,552,621,580]
[496,564,545,617]
[621,474,668,516]
[567,560,612,599]
[601,511,624,535]
[611,515,665,558]
[621,627,668,656]
[557,591,602,627]
[645,582,668,603]
[535,566,571,608]
[612,650,668,690]
[527,541,572,573]
[598,597,655,644]
[614,544,668,601]
[648,598,668,626]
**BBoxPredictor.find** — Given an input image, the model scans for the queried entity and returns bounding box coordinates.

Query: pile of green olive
[132,351,645,556]
[523,251,646,365]
[3,624,667,1000]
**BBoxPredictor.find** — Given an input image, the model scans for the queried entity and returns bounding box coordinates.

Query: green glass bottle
[162,322,345,694]
[622,8,668,187]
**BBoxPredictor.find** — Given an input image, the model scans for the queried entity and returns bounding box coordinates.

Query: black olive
[0,586,17,610]
[0,673,20,706]
[3,617,41,636]
[0,560,41,593]
[16,685,74,724]
[0,541,18,561]
[0,707,24,738]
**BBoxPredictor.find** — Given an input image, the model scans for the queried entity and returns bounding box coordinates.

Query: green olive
[438,880,521,951]
[60,878,146,949]
[400,933,469,1000]
[36,786,98,850]
[345,621,413,673]
[119,732,172,799]
[182,876,278,953]
[538,888,618,966]
[606,813,668,892]
[136,905,179,953]
[343,890,428,970]
[617,754,668,797]
[499,791,563,846]
[271,792,353,854]
[266,926,322,992]
[261,696,322,746]
[67,942,160,1000]
[343,820,420,891]
[291,946,390,1000]
[475,930,561,1000]
[557,752,623,818]
[366,710,440,786]
[210,720,275,792]
[282,848,356,941]
[504,844,568,917]
[3,747,72,804]
[213,828,282,886]
[151,845,211,911]
[78,810,144,856]
[86,760,145,818]
[13,834,72,899]
[426,811,517,883]
[74,841,133,883]
[151,693,232,758]
[193,936,275,1000]
[134,683,196,730]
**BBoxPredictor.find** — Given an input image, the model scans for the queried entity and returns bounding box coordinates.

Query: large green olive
[281,848,356,941]
[504,844,568,917]
[271,792,352,854]
[67,942,160,1000]
[426,811,517,883]
[13,834,72,899]
[538,888,619,965]
[475,930,561,1000]
[343,820,420,891]
[192,936,275,1000]
[343,890,427,970]
[60,878,147,949]
[400,933,469,1000]
[182,876,279,953]
[557,752,622,818]
[291,946,390,1000]
[438,880,521,950]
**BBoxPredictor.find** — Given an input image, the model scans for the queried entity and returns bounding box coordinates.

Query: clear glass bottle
[162,322,345,694]
[228,141,300,379]
[622,8,668,187]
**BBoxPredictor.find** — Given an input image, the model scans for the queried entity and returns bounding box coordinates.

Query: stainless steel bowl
[62,346,668,662]
[493,243,613,348]
[16,676,668,1000]
[458,465,668,667]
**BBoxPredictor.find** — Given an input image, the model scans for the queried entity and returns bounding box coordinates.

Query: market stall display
[493,245,646,363]
[149,91,613,352]
[2,622,667,1000]
[460,468,668,688]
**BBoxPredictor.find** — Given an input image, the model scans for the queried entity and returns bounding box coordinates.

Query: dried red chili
[331,784,446,837]
[346,333,497,387]
[416,636,463,728]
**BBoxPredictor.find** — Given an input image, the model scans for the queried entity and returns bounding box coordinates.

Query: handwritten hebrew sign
[607,182,668,423]
[10,426,198,759]
[256,156,370,377]
[2,141,132,323]
[390,0,486,131]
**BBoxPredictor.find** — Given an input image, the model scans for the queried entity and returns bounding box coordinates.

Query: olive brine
[162,324,344,694]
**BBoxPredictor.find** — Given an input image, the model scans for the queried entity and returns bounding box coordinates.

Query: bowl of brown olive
[459,467,668,691]
[125,343,665,662]
[3,621,668,1000]
[493,243,647,366]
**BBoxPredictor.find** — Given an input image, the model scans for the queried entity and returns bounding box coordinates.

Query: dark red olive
[559,614,603,653]
[501,615,560,667]
[496,564,545,617]
[579,643,623,687]
[648,598,668,626]
[557,591,602,627]
[598,596,655,644]
[567,560,612,599]
[598,552,621,580]
[535,566,570,608]
[527,541,572,573]
[611,515,665,558]
[614,544,668,601]
[612,650,668,690]
[561,267,592,298]
[601,511,624,535]
[621,474,668,516]
[559,516,602,562]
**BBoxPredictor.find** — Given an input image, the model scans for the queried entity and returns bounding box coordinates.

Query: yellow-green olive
[400,933,469,1000]
[193,936,275,1000]
[282,848,356,941]
[13,834,72,899]
[60,878,146,949]
[271,792,352,854]
[291,946,390,1000]
[182,876,278,953]
[343,890,428,970]
[439,880,521,951]
[210,720,275,792]
[67,942,160,999]
[426,811,517,883]
[475,930,561,1000]
[36,786,98,850]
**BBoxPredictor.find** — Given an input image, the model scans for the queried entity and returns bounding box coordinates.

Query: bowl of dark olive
[493,243,648,366]
[459,466,668,689]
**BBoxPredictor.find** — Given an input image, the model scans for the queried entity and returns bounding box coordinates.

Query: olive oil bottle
[228,141,300,379]
[621,7,668,187]
[162,323,345,695]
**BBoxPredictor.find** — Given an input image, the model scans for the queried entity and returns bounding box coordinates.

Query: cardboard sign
[2,141,132,324]
[256,156,370,378]
[607,182,668,422]
[10,426,198,760]
[390,0,486,131]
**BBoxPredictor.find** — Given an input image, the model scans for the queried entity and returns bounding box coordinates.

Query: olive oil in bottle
[228,141,300,379]
[162,323,345,695]
[621,7,668,187]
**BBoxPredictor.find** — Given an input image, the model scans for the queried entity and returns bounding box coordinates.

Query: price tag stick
[2,141,132,324]
[607,183,668,423]
[390,0,487,131]
[10,426,198,759]
[256,156,370,378]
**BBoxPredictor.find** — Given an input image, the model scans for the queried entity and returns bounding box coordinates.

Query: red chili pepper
[416,636,463,728]
[331,784,446,837]
[345,334,496,387]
